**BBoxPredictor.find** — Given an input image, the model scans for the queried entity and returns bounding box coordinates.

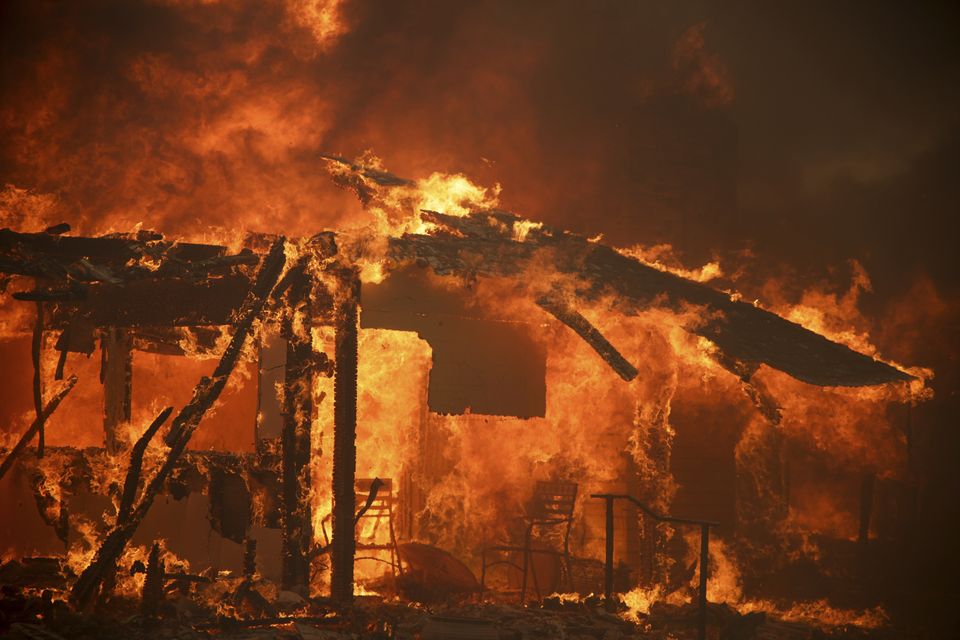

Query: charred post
[141,542,164,618]
[331,266,360,607]
[32,302,44,456]
[859,472,876,548]
[698,524,710,640]
[280,263,315,594]
[102,327,133,453]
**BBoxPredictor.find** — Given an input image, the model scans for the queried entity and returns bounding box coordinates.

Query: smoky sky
[0,0,957,303]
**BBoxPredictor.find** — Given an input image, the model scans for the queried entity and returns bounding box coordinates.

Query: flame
[285,0,346,49]
[0,153,946,625]
[620,243,723,283]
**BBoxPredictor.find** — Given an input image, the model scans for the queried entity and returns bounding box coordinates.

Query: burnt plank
[46,275,251,328]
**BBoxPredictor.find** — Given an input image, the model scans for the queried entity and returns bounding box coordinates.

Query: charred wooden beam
[536,291,638,382]
[117,407,173,524]
[280,262,316,594]
[0,376,78,482]
[45,275,251,329]
[44,223,71,235]
[331,267,360,607]
[130,326,223,356]
[102,328,133,453]
[13,287,87,302]
[0,228,145,263]
[714,351,783,425]
[70,239,287,610]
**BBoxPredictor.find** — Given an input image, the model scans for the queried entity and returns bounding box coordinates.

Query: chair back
[530,480,578,522]
[355,477,395,521]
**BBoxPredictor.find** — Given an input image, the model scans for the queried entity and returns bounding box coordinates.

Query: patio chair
[353,477,403,579]
[479,480,578,603]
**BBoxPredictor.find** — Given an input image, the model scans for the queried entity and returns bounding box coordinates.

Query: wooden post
[604,496,615,612]
[32,302,44,456]
[698,524,709,640]
[102,327,132,453]
[331,268,359,606]
[624,453,641,586]
[281,266,315,594]
[858,473,875,548]
[141,542,164,617]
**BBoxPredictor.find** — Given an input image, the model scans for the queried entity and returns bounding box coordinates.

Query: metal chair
[353,477,403,579]
[480,480,578,603]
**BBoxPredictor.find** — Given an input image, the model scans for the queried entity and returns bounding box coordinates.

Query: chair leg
[530,551,541,601]
[520,548,529,605]
[479,550,487,601]
[388,517,400,580]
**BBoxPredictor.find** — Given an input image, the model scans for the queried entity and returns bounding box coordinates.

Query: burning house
[1,2,957,639]
[0,170,927,635]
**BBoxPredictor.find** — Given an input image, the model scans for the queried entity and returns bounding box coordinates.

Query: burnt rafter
[389,210,914,388]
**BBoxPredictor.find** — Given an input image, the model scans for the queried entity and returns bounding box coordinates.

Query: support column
[102,327,132,454]
[624,452,642,586]
[281,268,316,594]
[331,268,359,606]
[32,302,44,456]
[858,472,875,548]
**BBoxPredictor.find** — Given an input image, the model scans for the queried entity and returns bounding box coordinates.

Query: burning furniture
[480,479,578,603]
[351,477,403,580]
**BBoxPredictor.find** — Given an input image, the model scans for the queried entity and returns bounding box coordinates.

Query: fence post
[604,496,615,612]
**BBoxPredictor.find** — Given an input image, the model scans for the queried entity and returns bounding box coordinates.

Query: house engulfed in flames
[0,162,926,630]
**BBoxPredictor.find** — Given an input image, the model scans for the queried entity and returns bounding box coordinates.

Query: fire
[285,0,347,49]
[621,243,724,283]
[0,148,943,635]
